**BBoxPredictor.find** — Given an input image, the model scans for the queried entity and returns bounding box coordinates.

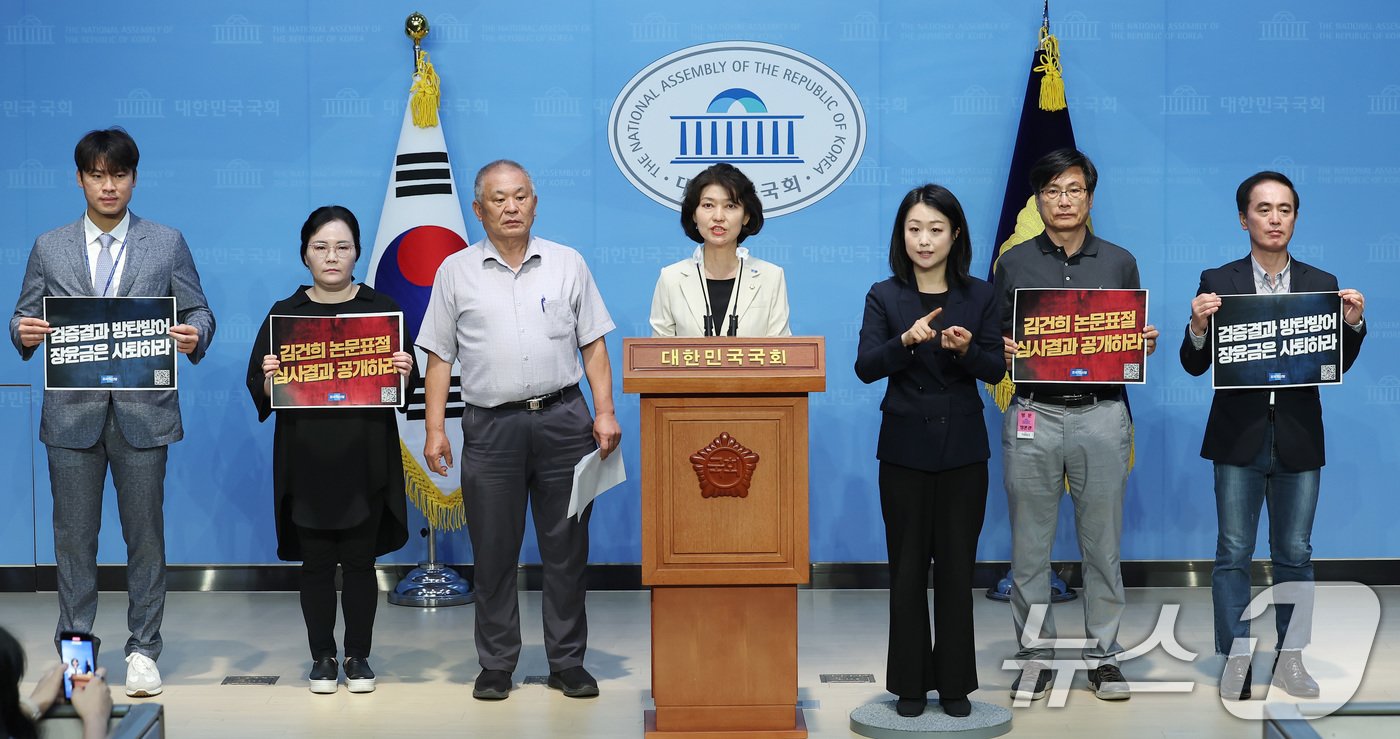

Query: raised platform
[850,700,1011,739]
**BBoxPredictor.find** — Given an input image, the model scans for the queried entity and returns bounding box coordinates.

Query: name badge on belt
[1016,410,1036,440]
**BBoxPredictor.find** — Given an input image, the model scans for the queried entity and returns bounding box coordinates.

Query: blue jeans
[1212,422,1319,655]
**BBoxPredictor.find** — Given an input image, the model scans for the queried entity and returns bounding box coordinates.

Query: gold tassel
[398,441,466,531]
[1034,27,1067,112]
[984,194,1044,412]
[987,376,1017,413]
[410,48,441,128]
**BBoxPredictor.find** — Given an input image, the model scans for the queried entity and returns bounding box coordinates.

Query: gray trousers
[47,404,168,660]
[460,389,596,673]
[1002,396,1129,665]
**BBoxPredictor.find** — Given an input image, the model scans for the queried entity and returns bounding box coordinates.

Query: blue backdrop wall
[3,1,1398,569]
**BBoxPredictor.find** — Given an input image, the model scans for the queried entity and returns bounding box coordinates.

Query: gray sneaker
[1010,660,1051,701]
[1088,664,1130,701]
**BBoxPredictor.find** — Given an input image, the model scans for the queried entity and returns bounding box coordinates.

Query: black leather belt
[1019,390,1121,408]
[492,385,574,412]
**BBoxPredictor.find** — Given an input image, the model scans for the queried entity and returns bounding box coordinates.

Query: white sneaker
[125,652,163,697]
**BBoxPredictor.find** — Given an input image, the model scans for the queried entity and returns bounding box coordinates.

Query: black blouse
[244,284,413,561]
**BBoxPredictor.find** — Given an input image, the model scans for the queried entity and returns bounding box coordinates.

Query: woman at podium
[649,163,791,337]
[244,206,415,696]
[854,185,1005,718]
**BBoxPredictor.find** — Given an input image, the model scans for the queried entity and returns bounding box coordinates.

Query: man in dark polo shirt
[993,148,1159,703]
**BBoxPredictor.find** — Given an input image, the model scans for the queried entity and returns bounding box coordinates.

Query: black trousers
[879,460,988,699]
[297,510,381,660]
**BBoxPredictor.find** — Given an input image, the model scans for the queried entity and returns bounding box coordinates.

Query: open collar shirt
[993,229,1141,396]
[416,235,614,408]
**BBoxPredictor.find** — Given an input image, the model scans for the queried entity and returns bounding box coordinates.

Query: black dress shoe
[473,669,512,700]
[1220,655,1252,701]
[895,697,926,717]
[343,657,376,694]
[308,657,338,695]
[547,665,599,698]
[939,696,972,717]
[1272,650,1320,698]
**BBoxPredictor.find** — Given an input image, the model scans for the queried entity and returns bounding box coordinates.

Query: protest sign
[270,312,404,409]
[1212,292,1343,389]
[1012,288,1148,384]
[44,296,177,391]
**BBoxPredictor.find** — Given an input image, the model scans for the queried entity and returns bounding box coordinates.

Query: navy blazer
[1179,257,1365,470]
[855,276,1006,472]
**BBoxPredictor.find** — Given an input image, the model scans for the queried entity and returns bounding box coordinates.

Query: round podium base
[386,563,474,607]
[850,699,1012,739]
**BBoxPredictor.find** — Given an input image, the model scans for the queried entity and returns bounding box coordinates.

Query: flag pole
[405,11,426,72]
[984,1,1078,605]
[386,12,472,608]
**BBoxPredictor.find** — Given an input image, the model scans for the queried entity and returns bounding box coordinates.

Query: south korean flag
[365,94,471,529]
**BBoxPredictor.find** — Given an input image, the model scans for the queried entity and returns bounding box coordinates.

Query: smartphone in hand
[58,631,98,702]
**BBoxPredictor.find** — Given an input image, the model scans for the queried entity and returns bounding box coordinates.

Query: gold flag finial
[403,13,440,128]
[405,12,429,44]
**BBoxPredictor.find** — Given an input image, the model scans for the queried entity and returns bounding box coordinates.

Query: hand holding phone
[58,631,98,702]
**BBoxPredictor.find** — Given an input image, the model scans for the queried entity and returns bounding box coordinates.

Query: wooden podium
[623,337,824,739]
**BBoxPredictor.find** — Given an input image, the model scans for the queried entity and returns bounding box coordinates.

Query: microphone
[693,246,714,336]
[727,247,749,337]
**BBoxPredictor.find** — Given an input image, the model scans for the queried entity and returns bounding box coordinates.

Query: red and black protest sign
[1012,288,1148,384]
[269,312,404,409]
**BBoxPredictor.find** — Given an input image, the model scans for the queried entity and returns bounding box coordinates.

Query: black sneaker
[472,669,512,700]
[1089,664,1131,701]
[546,665,599,698]
[1010,661,1051,701]
[308,657,338,695]
[343,657,376,694]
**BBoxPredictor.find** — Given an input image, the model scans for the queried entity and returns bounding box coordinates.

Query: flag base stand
[985,568,1077,603]
[388,526,473,607]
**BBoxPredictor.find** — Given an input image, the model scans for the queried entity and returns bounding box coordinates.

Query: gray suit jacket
[10,213,216,449]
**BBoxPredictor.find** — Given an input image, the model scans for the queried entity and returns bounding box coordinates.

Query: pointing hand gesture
[901,307,943,347]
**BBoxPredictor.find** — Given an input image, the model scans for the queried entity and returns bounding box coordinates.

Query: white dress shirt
[83,210,130,295]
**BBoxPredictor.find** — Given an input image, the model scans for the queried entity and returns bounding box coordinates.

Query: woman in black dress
[245,206,415,694]
[855,185,1005,718]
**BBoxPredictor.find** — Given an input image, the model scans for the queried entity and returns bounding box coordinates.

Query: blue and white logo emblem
[609,41,866,218]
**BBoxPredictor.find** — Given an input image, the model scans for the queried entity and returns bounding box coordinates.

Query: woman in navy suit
[855,184,1005,718]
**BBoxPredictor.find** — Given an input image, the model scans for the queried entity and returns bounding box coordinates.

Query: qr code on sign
[153,370,171,387]
[1321,364,1336,381]
[1122,363,1141,381]
[381,386,398,404]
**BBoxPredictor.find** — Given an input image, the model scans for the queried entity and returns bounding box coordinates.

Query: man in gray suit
[9,128,215,698]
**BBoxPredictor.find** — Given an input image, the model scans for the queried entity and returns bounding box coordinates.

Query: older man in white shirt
[418,159,620,702]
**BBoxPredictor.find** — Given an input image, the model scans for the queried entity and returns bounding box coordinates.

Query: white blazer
[649,249,792,337]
